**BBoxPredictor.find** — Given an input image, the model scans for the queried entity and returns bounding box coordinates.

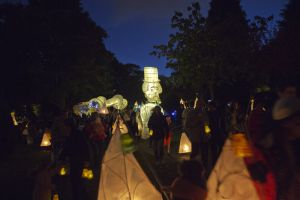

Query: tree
[152,3,208,98]
[0,0,119,110]
[152,1,273,103]
[265,0,300,86]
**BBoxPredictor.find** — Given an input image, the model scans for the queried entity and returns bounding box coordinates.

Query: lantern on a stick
[97,125,162,200]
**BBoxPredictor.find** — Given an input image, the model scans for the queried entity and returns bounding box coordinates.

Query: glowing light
[82,168,93,179]
[60,167,66,176]
[250,98,255,111]
[179,132,192,154]
[231,133,253,158]
[149,130,153,136]
[204,124,211,134]
[171,110,177,116]
[87,170,93,179]
[53,194,59,200]
[10,111,18,126]
[40,131,51,147]
[183,144,190,152]
[99,106,109,115]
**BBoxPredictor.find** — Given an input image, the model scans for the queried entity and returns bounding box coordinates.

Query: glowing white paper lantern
[98,126,162,200]
[206,139,259,200]
[178,132,192,154]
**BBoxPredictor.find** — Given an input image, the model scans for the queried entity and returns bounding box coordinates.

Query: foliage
[0,0,143,111]
[152,1,275,103]
[264,0,300,86]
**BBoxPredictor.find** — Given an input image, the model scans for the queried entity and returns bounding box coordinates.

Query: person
[51,111,71,162]
[84,113,106,168]
[268,97,300,199]
[277,82,297,99]
[129,109,139,140]
[32,160,56,200]
[162,160,207,200]
[229,101,245,134]
[207,101,223,166]
[185,98,207,164]
[165,115,174,154]
[148,106,169,165]
[60,118,90,200]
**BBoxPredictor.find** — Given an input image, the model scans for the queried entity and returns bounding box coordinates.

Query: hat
[272,97,300,120]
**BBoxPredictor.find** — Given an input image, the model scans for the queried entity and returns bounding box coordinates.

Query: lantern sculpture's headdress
[142,67,162,104]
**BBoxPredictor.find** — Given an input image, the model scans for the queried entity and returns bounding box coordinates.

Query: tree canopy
[0,0,143,111]
[152,0,276,103]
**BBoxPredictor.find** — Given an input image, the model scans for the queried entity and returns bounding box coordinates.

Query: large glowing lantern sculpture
[206,137,259,200]
[97,124,162,200]
[140,67,163,139]
[178,132,192,154]
[40,128,51,147]
[73,95,127,116]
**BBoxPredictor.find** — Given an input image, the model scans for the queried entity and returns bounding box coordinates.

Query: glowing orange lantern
[230,133,253,157]
[40,129,51,147]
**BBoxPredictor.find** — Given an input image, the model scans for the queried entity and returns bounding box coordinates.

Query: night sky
[82,0,288,76]
[3,0,289,76]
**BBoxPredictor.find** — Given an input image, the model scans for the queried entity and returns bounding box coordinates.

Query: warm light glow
[82,168,93,179]
[204,124,211,134]
[82,168,89,178]
[10,112,18,126]
[99,106,109,114]
[149,130,153,136]
[183,144,190,152]
[60,167,66,176]
[250,98,255,111]
[231,133,253,157]
[179,132,192,154]
[53,194,59,200]
[87,170,93,179]
[40,131,51,147]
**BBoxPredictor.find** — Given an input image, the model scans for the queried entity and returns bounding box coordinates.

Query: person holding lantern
[148,106,169,165]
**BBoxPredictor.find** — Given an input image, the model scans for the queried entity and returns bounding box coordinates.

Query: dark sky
[2,0,289,76]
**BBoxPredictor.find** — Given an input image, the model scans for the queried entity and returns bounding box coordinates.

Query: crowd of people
[1,81,299,200]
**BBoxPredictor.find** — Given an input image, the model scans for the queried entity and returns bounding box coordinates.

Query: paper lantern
[178,132,192,154]
[106,95,128,110]
[82,168,93,180]
[206,139,259,200]
[98,125,163,200]
[59,167,67,176]
[204,123,211,135]
[40,129,51,147]
[52,194,59,200]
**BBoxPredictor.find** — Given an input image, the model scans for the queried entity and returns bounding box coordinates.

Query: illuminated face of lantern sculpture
[142,67,162,104]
